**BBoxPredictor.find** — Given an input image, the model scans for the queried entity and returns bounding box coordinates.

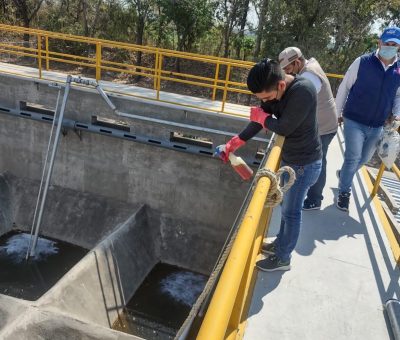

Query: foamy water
[0,233,59,263]
[160,271,207,306]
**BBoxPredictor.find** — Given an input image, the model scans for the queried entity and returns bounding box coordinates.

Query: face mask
[292,61,300,74]
[379,45,399,60]
[264,87,279,104]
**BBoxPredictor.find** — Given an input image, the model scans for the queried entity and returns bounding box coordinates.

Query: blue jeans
[305,132,336,204]
[275,159,322,262]
[339,118,382,193]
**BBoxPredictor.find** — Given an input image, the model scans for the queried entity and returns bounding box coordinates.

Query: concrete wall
[0,112,250,231]
[5,173,142,249]
[0,173,13,236]
[0,73,263,273]
[0,302,139,340]
[0,72,264,339]
[39,205,157,329]
[0,73,266,153]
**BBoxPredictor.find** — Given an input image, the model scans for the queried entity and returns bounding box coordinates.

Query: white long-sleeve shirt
[335,52,400,118]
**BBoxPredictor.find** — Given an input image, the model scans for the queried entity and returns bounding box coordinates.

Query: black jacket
[239,76,322,165]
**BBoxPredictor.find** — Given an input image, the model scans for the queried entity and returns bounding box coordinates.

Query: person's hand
[215,135,245,163]
[250,107,270,129]
[338,116,343,126]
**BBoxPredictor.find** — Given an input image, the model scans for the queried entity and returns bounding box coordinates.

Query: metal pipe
[116,109,243,138]
[29,75,72,257]
[96,84,117,112]
[26,85,62,260]
[70,76,97,86]
[385,299,400,340]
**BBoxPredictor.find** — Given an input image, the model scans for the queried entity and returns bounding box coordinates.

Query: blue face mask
[378,45,399,60]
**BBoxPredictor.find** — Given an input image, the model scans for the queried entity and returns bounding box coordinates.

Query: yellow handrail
[0,24,343,117]
[197,135,284,339]
[0,23,254,66]
[0,24,254,115]
[392,164,400,180]
[362,167,400,263]
[368,157,400,265]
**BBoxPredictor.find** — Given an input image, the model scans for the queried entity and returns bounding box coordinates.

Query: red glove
[219,135,246,163]
[250,107,270,129]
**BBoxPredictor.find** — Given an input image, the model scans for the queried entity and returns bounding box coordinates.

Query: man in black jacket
[218,59,322,271]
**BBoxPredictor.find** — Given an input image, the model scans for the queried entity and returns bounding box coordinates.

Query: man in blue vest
[336,27,400,211]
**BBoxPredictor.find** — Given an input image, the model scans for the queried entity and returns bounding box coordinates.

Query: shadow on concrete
[336,127,399,301]
[354,170,400,301]
[296,195,365,257]
[245,270,285,319]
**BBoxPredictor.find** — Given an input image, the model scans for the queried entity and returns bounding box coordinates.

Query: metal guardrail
[370,161,400,264]
[369,125,400,263]
[0,24,256,116]
[197,135,284,339]
[0,24,344,117]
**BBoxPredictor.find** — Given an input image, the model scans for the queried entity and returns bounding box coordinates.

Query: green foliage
[156,0,216,51]
[233,34,255,60]
[1,0,398,75]
[253,0,392,74]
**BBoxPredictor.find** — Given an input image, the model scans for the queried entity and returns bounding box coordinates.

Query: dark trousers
[304,132,336,204]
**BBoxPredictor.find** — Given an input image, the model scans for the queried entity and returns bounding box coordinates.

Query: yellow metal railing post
[37,34,42,79]
[392,164,400,180]
[45,35,49,70]
[156,52,163,100]
[0,25,346,116]
[221,64,231,113]
[197,136,285,340]
[154,51,159,90]
[95,42,102,81]
[371,163,386,197]
[212,62,220,101]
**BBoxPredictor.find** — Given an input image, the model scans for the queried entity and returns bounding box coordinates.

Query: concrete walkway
[244,128,400,339]
[0,61,250,117]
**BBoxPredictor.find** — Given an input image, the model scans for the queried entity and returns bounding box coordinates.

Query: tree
[157,0,215,52]
[216,0,244,58]
[234,0,250,58]
[125,0,154,77]
[11,0,45,44]
[382,0,400,26]
[252,0,268,59]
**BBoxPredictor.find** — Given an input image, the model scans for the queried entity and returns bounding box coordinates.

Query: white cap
[278,47,303,68]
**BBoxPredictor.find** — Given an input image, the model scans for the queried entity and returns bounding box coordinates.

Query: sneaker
[261,242,276,255]
[336,192,350,211]
[256,255,291,272]
[303,200,321,210]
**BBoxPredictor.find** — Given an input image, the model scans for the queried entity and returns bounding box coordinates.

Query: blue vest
[343,52,400,127]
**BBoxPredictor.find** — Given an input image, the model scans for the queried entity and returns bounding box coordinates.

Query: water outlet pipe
[27,75,72,258]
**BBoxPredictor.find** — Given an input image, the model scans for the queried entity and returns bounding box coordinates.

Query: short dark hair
[247,59,284,93]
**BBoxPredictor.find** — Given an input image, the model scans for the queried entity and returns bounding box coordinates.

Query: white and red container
[228,153,253,181]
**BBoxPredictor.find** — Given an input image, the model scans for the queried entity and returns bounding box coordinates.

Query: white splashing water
[0,233,59,263]
[160,271,207,306]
